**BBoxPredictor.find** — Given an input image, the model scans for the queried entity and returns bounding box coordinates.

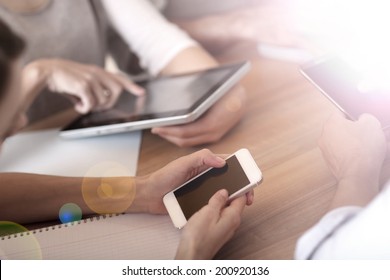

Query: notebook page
[0,214,180,260]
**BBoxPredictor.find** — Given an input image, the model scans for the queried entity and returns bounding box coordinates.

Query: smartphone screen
[174,155,250,220]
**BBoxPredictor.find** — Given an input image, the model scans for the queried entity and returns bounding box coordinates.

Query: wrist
[125,175,150,214]
[175,239,199,260]
[24,59,52,83]
[329,175,381,210]
[22,59,52,102]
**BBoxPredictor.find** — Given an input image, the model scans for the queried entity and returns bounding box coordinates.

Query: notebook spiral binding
[0,213,123,240]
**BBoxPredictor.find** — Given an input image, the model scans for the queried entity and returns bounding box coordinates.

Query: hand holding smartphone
[163,149,262,228]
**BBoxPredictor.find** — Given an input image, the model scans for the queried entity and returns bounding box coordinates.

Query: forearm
[0,173,148,224]
[159,46,218,76]
[171,17,234,53]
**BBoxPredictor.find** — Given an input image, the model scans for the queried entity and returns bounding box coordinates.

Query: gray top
[0,0,114,122]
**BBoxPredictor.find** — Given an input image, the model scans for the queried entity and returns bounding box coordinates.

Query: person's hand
[139,149,254,214]
[175,189,248,259]
[319,113,387,209]
[23,59,144,114]
[319,113,387,182]
[151,85,247,147]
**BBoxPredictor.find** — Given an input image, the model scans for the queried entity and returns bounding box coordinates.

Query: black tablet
[61,61,250,138]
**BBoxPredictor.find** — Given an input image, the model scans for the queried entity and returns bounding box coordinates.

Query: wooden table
[136,45,390,259]
[25,44,390,259]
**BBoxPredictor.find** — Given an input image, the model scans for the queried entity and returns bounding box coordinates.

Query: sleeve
[295,184,390,259]
[101,0,198,76]
[294,206,362,259]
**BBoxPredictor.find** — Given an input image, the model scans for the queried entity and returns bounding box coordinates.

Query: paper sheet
[0,129,141,177]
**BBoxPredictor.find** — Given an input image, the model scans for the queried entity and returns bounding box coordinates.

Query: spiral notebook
[0,213,180,260]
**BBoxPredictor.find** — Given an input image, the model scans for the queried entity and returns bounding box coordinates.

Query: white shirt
[101,0,198,76]
[295,185,390,259]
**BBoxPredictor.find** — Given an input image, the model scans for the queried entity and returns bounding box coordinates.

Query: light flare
[293,0,390,89]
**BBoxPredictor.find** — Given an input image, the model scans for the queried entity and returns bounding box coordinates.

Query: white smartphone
[163,148,262,229]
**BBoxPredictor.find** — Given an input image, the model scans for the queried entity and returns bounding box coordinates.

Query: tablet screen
[302,57,390,128]
[63,63,243,130]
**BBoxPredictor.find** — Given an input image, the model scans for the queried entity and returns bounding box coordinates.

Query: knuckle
[88,65,100,74]
[84,73,94,82]
[213,191,226,205]
[216,195,226,205]
[170,137,185,148]
[213,133,223,142]
[174,129,188,138]
[176,140,188,148]
[78,81,90,92]
[230,212,242,228]
[208,133,223,144]
[203,207,216,218]
[200,148,211,155]
[112,85,122,96]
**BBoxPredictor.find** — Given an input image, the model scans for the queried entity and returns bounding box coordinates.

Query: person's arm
[169,14,239,54]
[295,113,387,259]
[0,149,253,222]
[102,0,247,147]
[21,59,144,115]
[0,173,139,224]
[0,149,225,224]
[101,0,198,76]
[168,4,307,53]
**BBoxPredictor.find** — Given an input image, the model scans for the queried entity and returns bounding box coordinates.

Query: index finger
[179,149,226,172]
[157,149,226,188]
[113,73,145,96]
